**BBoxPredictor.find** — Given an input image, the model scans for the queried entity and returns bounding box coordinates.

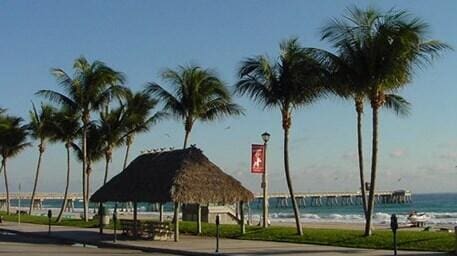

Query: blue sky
[1,0,456,194]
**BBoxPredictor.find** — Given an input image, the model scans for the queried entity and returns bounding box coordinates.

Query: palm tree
[97,107,126,185]
[120,89,166,170]
[51,107,81,222]
[72,123,104,209]
[321,6,449,236]
[309,48,412,218]
[50,108,81,222]
[36,56,126,221]
[235,38,329,235]
[145,65,243,149]
[146,65,243,236]
[0,114,30,214]
[28,103,56,215]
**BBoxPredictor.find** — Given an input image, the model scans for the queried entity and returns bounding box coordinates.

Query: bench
[119,219,174,240]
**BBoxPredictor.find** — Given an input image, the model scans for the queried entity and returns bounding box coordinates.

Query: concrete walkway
[0,222,448,256]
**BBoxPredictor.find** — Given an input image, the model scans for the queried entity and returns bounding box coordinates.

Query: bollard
[215,215,220,253]
[391,214,398,256]
[47,210,52,235]
[113,204,118,243]
[99,205,104,234]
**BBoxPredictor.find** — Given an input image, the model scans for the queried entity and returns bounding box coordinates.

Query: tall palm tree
[321,6,449,236]
[97,107,126,185]
[145,65,243,149]
[235,38,329,235]
[309,48,412,218]
[72,123,104,209]
[28,103,56,215]
[50,108,81,222]
[146,65,243,237]
[0,114,30,215]
[120,89,166,170]
[36,56,126,221]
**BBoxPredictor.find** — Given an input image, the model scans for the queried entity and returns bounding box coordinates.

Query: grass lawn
[180,222,455,252]
[1,211,455,252]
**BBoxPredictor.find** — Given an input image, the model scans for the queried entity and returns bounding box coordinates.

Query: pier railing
[252,190,412,208]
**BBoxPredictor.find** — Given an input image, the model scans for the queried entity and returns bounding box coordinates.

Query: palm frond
[383,94,411,117]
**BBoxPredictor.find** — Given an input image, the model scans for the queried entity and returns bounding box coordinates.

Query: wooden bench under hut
[120,219,174,240]
[90,147,254,242]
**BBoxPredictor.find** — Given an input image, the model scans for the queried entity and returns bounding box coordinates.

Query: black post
[391,214,398,256]
[113,203,118,243]
[215,215,220,253]
[47,210,52,235]
[99,204,104,234]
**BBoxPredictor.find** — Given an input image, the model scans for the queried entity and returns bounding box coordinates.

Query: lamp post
[261,132,270,228]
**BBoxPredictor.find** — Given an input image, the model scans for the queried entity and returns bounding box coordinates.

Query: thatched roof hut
[90,147,254,204]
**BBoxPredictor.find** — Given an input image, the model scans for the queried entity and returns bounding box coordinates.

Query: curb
[0,226,223,256]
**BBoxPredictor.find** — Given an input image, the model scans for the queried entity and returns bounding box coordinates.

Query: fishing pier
[252,190,412,208]
[0,192,83,211]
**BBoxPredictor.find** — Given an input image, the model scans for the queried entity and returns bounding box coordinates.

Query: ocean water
[7,193,457,225]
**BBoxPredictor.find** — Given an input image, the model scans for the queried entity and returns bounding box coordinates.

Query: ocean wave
[266,211,457,225]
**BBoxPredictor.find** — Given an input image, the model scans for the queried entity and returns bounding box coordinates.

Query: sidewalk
[0,222,448,256]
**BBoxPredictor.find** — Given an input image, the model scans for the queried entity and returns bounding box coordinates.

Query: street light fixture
[261,132,270,228]
[261,132,270,143]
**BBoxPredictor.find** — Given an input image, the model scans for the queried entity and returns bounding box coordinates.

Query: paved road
[0,231,177,256]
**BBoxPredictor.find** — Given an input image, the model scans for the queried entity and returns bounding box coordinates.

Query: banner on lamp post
[251,144,265,173]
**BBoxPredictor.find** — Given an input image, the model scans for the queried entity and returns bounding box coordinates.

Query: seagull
[225,126,231,130]
[164,133,171,138]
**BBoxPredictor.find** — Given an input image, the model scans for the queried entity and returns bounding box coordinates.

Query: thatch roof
[90,147,254,204]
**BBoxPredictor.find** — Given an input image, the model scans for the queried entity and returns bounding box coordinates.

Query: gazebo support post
[159,203,164,222]
[240,201,245,234]
[174,202,180,242]
[133,201,138,239]
[197,204,202,234]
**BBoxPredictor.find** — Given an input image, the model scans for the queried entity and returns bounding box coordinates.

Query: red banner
[251,144,265,173]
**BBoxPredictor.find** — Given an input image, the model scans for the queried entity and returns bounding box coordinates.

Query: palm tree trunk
[365,105,379,236]
[103,152,111,185]
[183,130,190,149]
[123,136,133,170]
[356,107,368,216]
[3,158,10,215]
[56,143,71,222]
[86,164,91,218]
[29,142,45,215]
[282,119,303,236]
[82,119,88,221]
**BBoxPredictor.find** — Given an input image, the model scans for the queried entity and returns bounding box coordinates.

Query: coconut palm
[50,108,81,222]
[309,49,411,218]
[72,123,104,208]
[36,56,126,221]
[97,107,126,185]
[146,65,243,235]
[0,114,30,214]
[28,103,56,215]
[321,6,449,236]
[120,89,166,170]
[145,65,243,149]
[235,38,329,235]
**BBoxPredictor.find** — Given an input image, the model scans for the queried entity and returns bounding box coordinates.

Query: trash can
[100,206,110,225]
